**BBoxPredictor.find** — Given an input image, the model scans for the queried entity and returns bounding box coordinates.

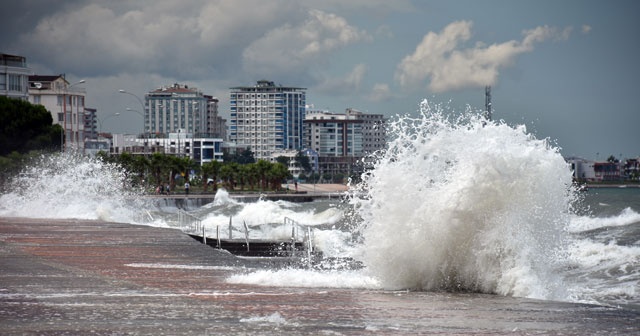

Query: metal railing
[177,210,203,234]
[177,211,316,258]
[284,217,315,260]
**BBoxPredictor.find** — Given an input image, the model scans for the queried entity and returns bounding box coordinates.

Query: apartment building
[28,74,87,152]
[229,80,306,160]
[0,53,31,100]
[84,107,98,140]
[304,108,386,179]
[304,109,364,157]
[111,132,224,165]
[203,95,227,140]
[345,108,386,155]
[146,83,209,136]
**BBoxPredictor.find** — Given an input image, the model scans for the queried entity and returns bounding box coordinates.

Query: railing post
[306,227,313,268]
[243,220,250,252]
[202,225,206,245]
[216,225,220,248]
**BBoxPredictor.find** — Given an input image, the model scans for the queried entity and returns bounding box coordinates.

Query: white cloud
[366,83,393,102]
[305,0,415,14]
[242,9,371,78]
[14,1,306,79]
[315,63,368,94]
[11,1,373,88]
[581,24,592,34]
[395,20,573,93]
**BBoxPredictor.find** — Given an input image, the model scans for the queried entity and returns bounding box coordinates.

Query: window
[8,74,21,91]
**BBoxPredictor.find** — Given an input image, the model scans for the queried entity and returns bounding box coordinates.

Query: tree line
[97,151,292,194]
[0,96,62,185]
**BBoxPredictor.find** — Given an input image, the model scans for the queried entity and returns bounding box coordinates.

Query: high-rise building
[229,80,306,160]
[145,83,208,136]
[204,95,227,140]
[28,74,87,151]
[84,107,98,140]
[0,53,31,100]
[304,110,364,157]
[303,108,386,179]
[344,108,386,155]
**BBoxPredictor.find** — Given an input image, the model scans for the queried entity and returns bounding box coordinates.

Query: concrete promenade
[1,217,639,335]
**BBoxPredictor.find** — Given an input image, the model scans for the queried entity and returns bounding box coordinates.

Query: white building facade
[345,108,386,155]
[304,110,364,157]
[229,80,306,160]
[1,53,31,100]
[111,132,224,165]
[28,75,87,152]
[146,83,208,137]
[303,108,386,180]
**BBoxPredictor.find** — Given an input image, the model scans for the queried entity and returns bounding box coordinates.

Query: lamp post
[125,107,146,152]
[95,113,119,155]
[119,89,147,154]
[98,112,120,133]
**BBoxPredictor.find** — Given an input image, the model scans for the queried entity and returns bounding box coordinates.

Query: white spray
[350,100,577,299]
[0,153,148,223]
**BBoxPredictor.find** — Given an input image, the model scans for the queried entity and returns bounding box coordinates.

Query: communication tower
[484,85,492,121]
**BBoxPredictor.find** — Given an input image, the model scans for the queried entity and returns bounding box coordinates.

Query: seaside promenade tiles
[0,217,638,335]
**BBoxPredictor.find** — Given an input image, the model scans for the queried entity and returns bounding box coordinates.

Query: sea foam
[349,100,577,299]
[0,153,149,223]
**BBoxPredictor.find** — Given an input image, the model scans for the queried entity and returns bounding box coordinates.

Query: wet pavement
[1,217,639,335]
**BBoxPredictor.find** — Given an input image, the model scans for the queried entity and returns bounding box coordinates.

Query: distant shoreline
[584,184,640,189]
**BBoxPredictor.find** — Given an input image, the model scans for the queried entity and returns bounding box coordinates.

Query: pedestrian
[165,184,170,195]
[184,181,190,196]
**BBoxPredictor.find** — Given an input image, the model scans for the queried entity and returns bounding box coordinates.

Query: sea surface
[1,100,638,332]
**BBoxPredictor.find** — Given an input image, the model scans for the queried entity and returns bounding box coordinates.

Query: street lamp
[125,107,147,154]
[118,89,146,132]
[98,112,120,133]
[119,89,148,154]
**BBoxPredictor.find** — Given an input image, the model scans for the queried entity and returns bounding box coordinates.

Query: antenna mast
[484,86,492,121]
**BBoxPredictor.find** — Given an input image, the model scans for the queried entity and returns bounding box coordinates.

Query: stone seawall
[148,191,346,209]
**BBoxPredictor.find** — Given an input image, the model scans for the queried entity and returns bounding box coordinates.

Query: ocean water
[1,100,638,314]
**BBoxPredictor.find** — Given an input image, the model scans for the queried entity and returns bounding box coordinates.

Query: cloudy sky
[2,0,639,159]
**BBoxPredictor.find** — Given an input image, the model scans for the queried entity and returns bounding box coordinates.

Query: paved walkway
[1,217,638,335]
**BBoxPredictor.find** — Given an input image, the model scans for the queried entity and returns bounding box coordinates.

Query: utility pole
[484,86,492,121]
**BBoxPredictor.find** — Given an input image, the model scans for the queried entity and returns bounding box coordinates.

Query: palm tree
[179,156,195,183]
[166,156,182,191]
[244,163,259,191]
[268,162,290,191]
[236,164,249,191]
[255,159,272,192]
[220,162,239,190]
[149,152,170,188]
[132,155,150,188]
[201,160,221,193]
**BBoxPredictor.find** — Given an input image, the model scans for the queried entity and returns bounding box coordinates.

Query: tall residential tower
[145,83,207,136]
[229,80,306,159]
